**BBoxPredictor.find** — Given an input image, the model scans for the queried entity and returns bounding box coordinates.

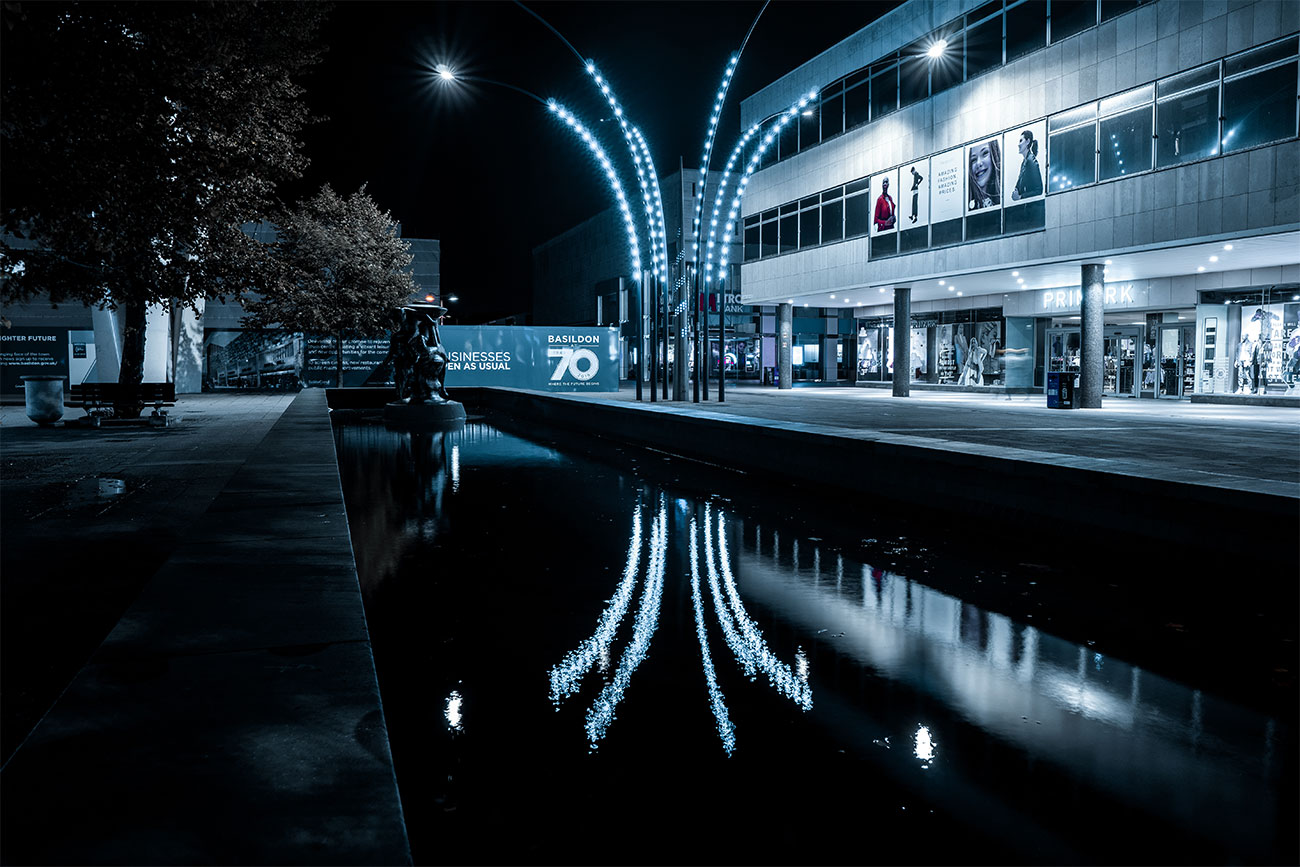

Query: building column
[1079,264,1104,408]
[892,287,911,397]
[778,302,792,390]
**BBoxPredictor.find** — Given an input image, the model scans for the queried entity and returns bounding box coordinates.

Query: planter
[21,375,66,426]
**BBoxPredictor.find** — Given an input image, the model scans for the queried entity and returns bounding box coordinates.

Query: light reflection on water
[335,418,1294,863]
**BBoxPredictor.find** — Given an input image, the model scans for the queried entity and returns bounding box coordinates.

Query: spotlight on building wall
[927,39,948,59]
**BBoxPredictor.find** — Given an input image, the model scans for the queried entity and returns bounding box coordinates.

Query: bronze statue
[381,303,465,426]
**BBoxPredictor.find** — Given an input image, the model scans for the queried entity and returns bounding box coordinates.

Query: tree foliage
[241,184,417,341]
[0,1,327,385]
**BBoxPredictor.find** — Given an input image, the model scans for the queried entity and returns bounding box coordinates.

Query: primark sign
[1041,283,1136,311]
[1003,282,1148,317]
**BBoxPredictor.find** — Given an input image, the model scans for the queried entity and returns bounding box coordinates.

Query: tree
[0,1,326,414]
[241,184,417,387]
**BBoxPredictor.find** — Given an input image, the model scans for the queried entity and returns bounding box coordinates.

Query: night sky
[290,1,902,322]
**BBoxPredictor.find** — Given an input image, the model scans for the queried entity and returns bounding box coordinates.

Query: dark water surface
[334,415,1296,865]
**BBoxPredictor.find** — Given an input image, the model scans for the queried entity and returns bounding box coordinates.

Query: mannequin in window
[1284,331,1300,390]
[1251,308,1280,394]
[1236,334,1256,394]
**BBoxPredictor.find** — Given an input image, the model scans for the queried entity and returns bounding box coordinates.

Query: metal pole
[700,268,708,400]
[649,270,657,402]
[717,274,726,402]
[661,273,669,400]
[692,264,700,403]
[634,277,643,401]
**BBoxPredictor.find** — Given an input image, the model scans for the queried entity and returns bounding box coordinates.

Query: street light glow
[927,39,948,58]
[435,63,456,81]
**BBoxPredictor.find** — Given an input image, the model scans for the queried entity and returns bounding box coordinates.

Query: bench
[69,382,176,426]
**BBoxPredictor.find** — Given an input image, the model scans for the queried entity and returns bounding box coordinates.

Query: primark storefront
[738,0,1299,403]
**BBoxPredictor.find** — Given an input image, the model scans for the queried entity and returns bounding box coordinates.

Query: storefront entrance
[1103,326,1141,398]
[1157,323,1196,399]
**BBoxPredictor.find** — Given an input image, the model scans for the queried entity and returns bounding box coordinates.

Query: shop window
[931,31,965,94]
[1048,104,1097,191]
[844,70,870,129]
[1100,105,1152,180]
[1156,73,1219,167]
[1050,0,1096,43]
[1223,47,1299,154]
[821,197,844,243]
[779,210,798,254]
[899,41,930,109]
[799,102,821,152]
[1004,0,1045,63]
[743,217,760,262]
[822,90,844,139]
[799,202,819,249]
[778,119,798,161]
[1100,0,1145,23]
[871,60,898,121]
[760,210,778,257]
[965,13,1003,79]
[845,189,869,238]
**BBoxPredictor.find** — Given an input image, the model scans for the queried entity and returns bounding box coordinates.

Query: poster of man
[871,168,899,235]
[1004,120,1047,204]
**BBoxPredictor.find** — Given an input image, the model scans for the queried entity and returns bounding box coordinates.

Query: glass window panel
[971,0,1004,23]
[1100,83,1153,115]
[845,178,869,195]
[844,80,870,129]
[931,31,965,94]
[1048,123,1096,190]
[1100,0,1143,23]
[899,54,929,107]
[1225,37,1298,77]
[1159,63,1219,98]
[1050,102,1097,131]
[799,104,820,152]
[822,186,844,203]
[1005,1,1046,62]
[759,138,776,169]
[846,68,870,89]
[871,67,898,119]
[1051,0,1096,42]
[760,218,778,257]
[1223,61,1298,152]
[778,120,798,160]
[799,208,819,248]
[966,15,1003,78]
[822,199,844,242]
[762,208,777,223]
[744,224,760,261]
[779,202,798,216]
[1156,85,1219,166]
[1100,105,1152,179]
[822,92,844,138]
[779,214,798,254]
[845,193,869,237]
[800,196,820,210]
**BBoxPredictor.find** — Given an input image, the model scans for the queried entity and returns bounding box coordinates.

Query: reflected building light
[914,724,936,765]
[585,499,668,748]
[451,444,460,493]
[711,507,813,711]
[549,502,645,703]
[689,521,736,756]
[445,690,464,733]
[796,647,809,682]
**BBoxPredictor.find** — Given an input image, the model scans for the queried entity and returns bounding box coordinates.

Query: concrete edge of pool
[0,388,413,866]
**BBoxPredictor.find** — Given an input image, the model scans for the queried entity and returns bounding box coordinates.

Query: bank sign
[440,325,619,392]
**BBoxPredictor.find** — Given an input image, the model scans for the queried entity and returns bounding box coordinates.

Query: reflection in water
[549,503,645,704]
[914,725,935,767]
[445,690,464,733]
[689,521,735,756]
[584,499,667,749]
[707,506,813,711]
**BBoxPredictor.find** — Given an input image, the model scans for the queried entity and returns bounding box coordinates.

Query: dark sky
[291,1,901,322]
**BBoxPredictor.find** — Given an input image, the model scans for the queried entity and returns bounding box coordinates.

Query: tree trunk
[335,328,344,388]
[115,299,147,418]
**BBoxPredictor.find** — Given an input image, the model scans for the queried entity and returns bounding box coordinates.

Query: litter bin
[763,367,773,386]
[1046,371,1076,408]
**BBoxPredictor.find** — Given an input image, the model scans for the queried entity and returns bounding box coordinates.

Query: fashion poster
[870,168,900,235]
[966,137,1002,212]
[903,159,929,227]
[1004,120,1046,204]
[930,148,964,223]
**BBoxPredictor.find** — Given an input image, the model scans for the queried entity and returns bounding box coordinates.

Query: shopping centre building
[737,0,1298,402]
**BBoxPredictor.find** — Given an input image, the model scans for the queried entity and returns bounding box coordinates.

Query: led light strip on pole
[703,90,817,401]
[630,124,672,399]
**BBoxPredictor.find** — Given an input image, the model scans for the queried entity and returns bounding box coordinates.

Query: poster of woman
[1004,120,1046,204]
[871,169,899,235]
[967,138,1001,211]
[904,159,929,226]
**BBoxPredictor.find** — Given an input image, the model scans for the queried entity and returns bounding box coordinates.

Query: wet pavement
[335,412,1298,866]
